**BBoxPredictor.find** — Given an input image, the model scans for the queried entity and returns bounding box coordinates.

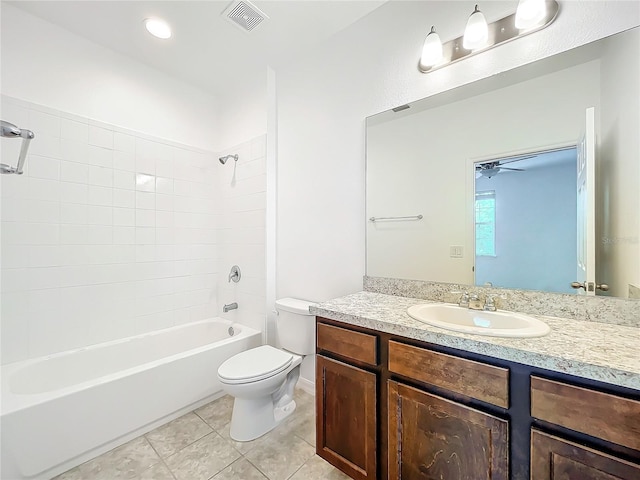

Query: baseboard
[296,377,315,395]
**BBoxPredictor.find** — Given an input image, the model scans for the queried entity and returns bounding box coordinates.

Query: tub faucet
[223,302,238,313]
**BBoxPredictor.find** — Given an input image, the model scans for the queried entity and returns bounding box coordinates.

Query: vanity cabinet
[315,317,640,480]
[316,324,378,480]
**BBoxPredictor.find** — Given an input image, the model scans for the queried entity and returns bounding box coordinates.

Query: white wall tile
[28,155,60,180]
[113,188,135,208]
[88,165,113,187]
[89,125,113,149]
[29,110,61,138]
[61,118,89,142]
[113,207,135,226]
[88,145,112,168]
[28,178,60,202]
[29,134,62,159]
[135,191,155,210]
[60,182,88,204]
[113,226,135,244]
[135,174,155,192]
[114,170,135,190]
[0,101,268,364]
[113,151,135,171]
[88,185,112,206]
[60,160,89,184]
[114,132,135,153]
[87,225,112,244]
[87,205,112,225]
[60,224,88,244]
[27,199,60,223]
[135,209,155,227]
[1,243,30,268]
[61,203,88,224]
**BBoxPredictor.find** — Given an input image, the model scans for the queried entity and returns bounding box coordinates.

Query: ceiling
[9,0,387,97]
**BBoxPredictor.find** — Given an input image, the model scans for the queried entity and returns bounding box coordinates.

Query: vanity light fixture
[418,0,559,73]
[144,18,172,39]
[419,26,444,69]
[463,5,489,51]
[515,0,547,30]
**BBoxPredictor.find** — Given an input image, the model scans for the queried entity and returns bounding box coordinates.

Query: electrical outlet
[449,245,464,258]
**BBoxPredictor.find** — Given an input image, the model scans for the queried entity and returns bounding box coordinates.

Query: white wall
[366,60,600,285]
[599,28,640,297]
[0,4,218,151]
[475,160,577,293]
[275,1,639,383]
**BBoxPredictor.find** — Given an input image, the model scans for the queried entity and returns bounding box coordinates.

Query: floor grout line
[142,434,178,480]
[54,392,330,480]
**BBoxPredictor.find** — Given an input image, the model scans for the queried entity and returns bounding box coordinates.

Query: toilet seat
[218,345,293,385]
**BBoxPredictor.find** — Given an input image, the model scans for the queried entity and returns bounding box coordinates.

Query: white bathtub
[1,318,261,480]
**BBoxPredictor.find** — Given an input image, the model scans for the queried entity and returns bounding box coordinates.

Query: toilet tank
[275,298,317,355]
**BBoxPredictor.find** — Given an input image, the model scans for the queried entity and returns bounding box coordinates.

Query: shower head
[219,154,239,165]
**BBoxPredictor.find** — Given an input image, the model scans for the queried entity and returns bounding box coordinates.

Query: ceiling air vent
[223,0,269,32]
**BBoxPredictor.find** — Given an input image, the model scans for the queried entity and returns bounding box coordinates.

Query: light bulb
[515,0,547,30]
[420,26,444,69]
[463,5,489,51]
[144,18,172,39]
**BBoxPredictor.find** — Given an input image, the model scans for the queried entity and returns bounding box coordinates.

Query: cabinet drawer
[317,322,378,366]
[531,430,640,480]
[531,376,640,451]
[388,341,509,408]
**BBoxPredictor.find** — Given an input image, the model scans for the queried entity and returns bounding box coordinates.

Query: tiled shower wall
[217,137,267,337]
[0,95,266,364]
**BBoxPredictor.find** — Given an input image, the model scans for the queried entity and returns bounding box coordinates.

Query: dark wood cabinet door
[316,355,377,480]
[388,380,508,480]
[531,430,640,480]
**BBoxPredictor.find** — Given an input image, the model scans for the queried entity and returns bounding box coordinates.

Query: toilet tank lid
[275,298,317,315]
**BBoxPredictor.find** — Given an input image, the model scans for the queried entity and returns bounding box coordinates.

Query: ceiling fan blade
[500,167,525,171]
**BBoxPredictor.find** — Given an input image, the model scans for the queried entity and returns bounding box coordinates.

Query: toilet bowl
[217,298,316,441]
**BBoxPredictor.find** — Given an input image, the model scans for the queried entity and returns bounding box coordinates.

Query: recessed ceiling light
[144,18,172,39]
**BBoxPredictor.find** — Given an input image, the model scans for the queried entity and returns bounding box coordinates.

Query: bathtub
[1,318,261,480]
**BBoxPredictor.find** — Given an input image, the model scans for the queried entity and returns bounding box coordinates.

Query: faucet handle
[483,294,497,311]
[458,291,470,307]
[228,265,241,283]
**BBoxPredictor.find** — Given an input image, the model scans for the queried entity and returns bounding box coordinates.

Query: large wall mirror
[366,27,639,299]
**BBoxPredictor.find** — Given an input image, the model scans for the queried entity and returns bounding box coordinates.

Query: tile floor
[55,389,349,480]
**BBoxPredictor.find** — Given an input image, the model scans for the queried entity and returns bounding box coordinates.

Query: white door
[576,107,596,295]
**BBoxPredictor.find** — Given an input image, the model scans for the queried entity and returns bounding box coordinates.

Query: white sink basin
[407,304,550,338]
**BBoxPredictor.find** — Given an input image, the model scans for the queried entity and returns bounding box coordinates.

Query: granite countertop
[311,291,640,390]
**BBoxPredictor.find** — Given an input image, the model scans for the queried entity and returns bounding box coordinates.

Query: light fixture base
[418,0,559,73]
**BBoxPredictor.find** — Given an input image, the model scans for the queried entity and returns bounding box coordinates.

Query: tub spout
[223,302,238,313]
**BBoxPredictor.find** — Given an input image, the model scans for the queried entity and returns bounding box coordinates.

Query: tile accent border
[363,276,640,328]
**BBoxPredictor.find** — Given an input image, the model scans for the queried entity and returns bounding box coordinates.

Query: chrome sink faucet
[468,294,483,310]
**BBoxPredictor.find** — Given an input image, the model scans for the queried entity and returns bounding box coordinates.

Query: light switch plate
[450,245,464,258]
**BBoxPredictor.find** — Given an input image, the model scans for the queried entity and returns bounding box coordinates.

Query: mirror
[366,27,639,299]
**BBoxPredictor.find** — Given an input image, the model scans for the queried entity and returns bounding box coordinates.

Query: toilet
[217,297,316,441]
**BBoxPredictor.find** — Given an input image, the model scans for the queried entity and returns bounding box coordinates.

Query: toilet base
[227,364,301,442]
[229,397,297,442]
